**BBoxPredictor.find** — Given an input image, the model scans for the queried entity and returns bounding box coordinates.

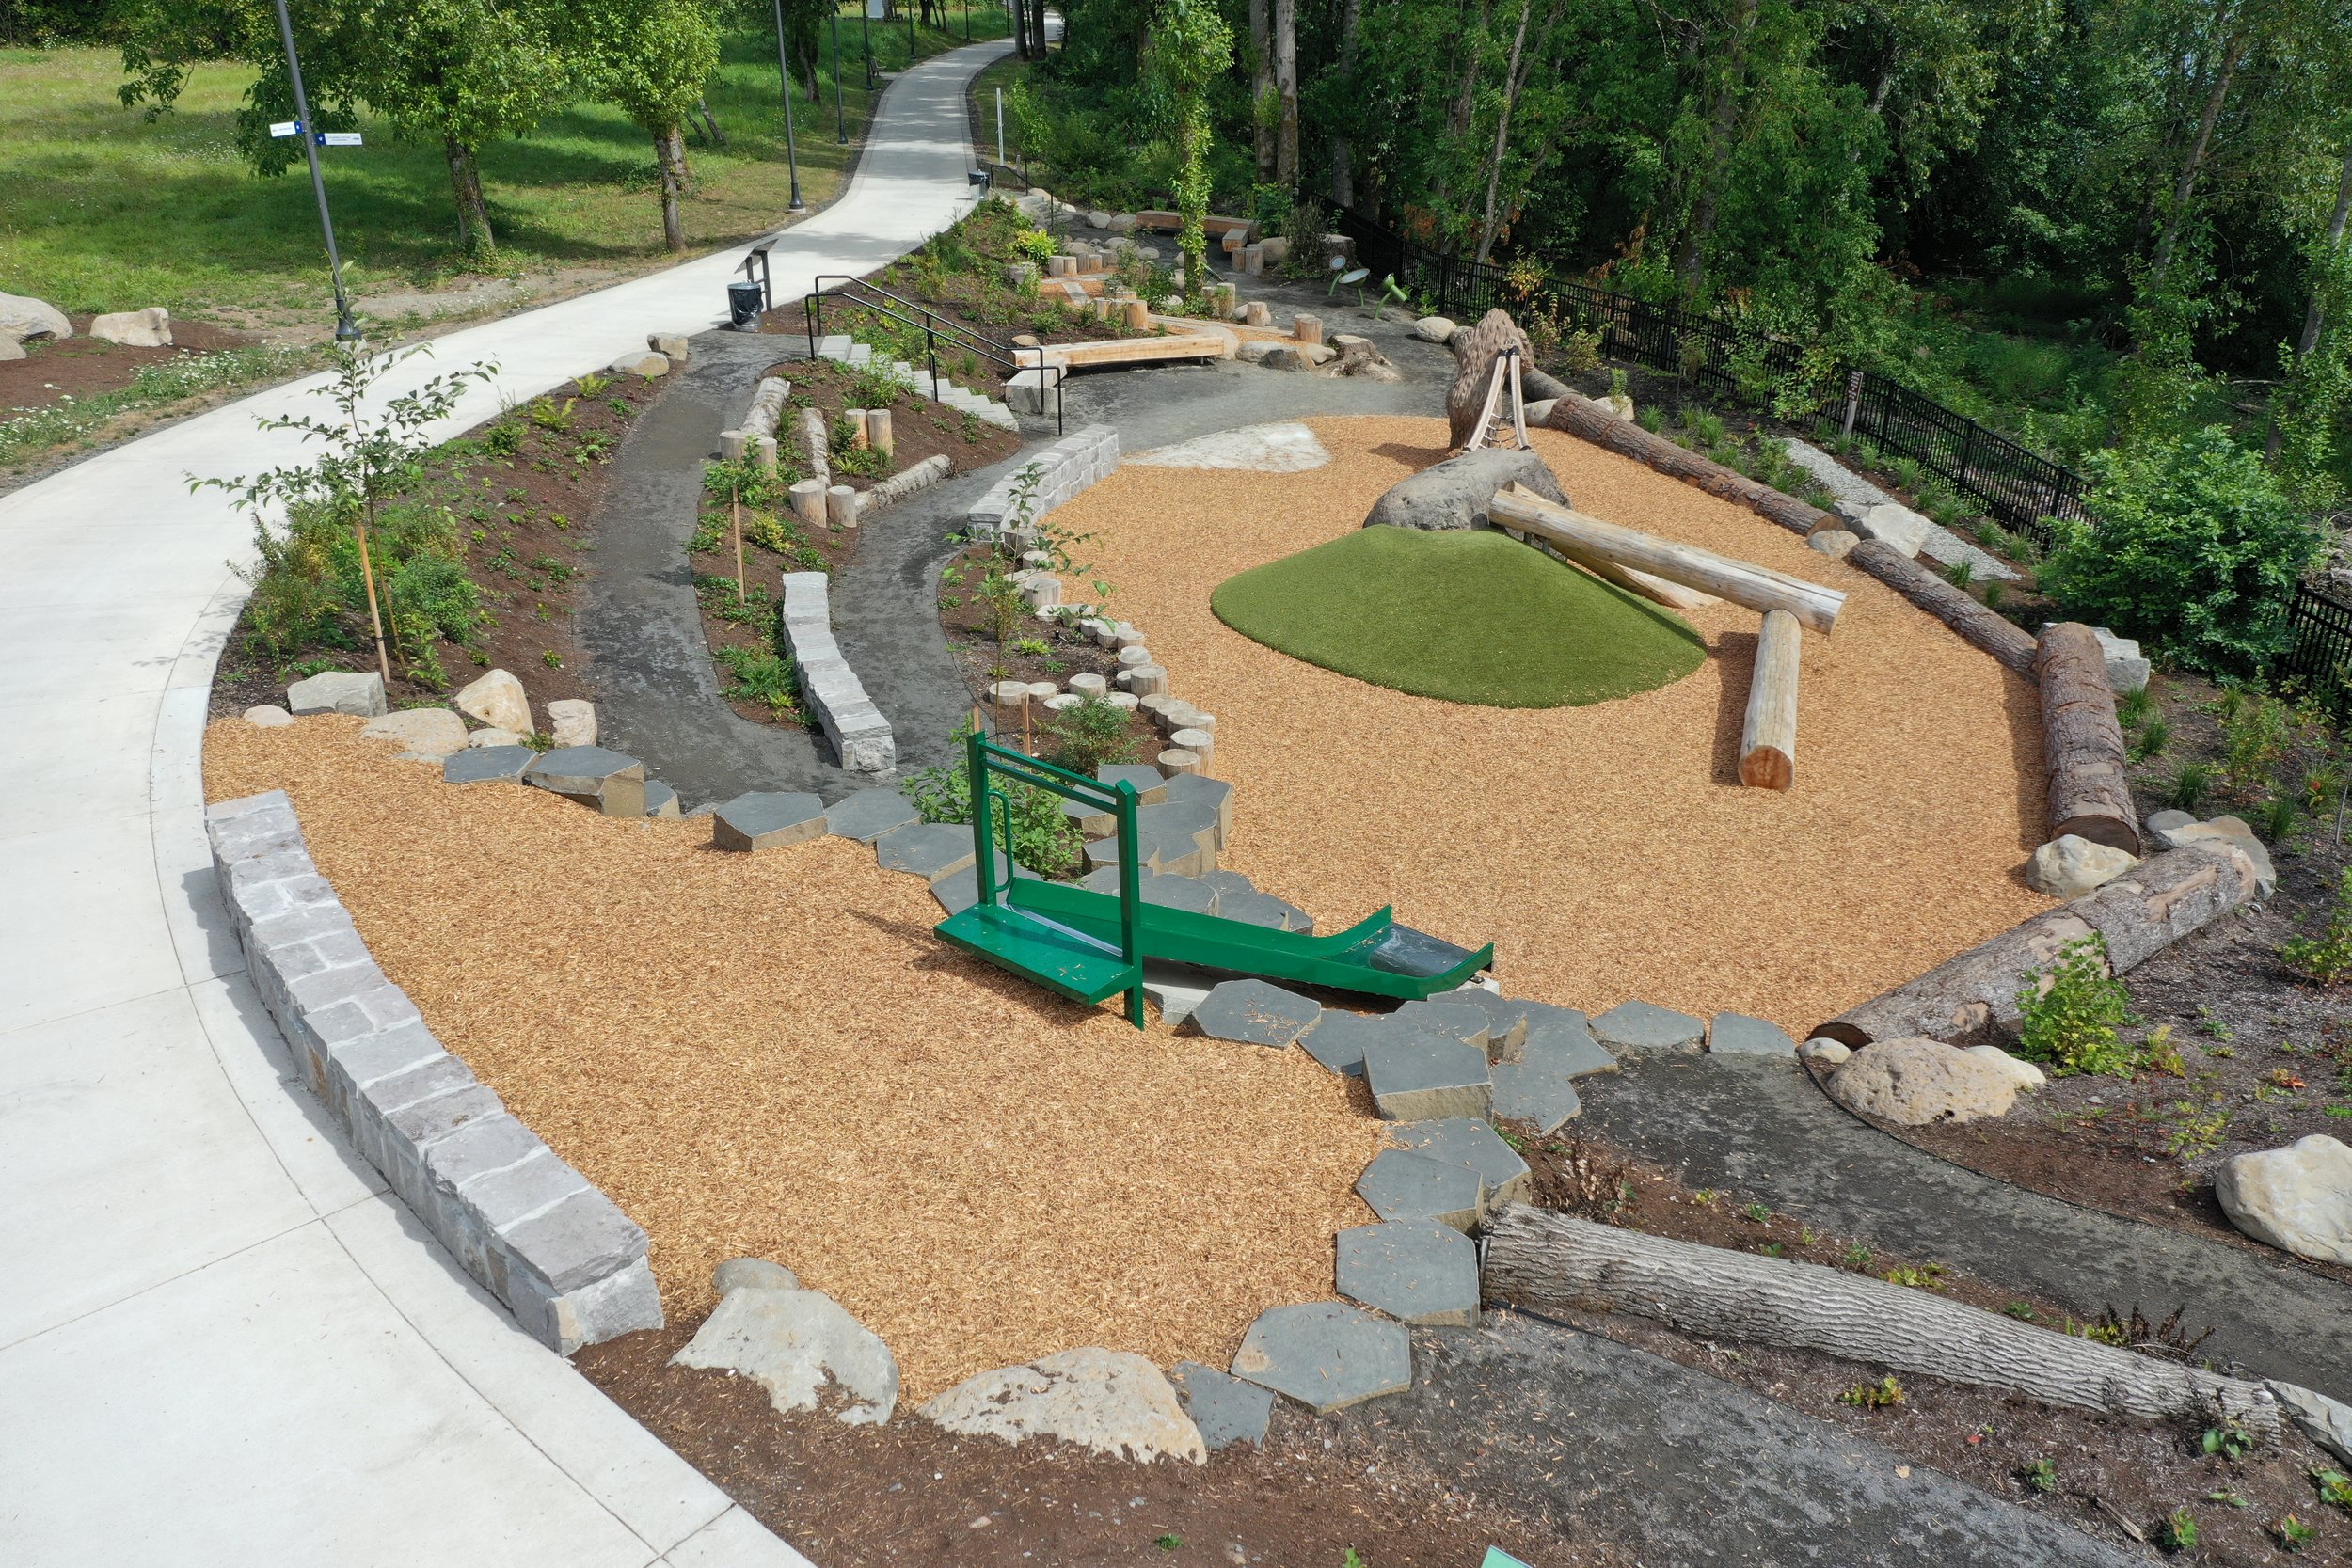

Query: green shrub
[716,645,799,716]
[2017,933,2135,1076]
[2041,428,2321,676]
[1044,694,1141,776]
[904,755,1084,877]
[2281,870,2352,985]
[384,550,484,663]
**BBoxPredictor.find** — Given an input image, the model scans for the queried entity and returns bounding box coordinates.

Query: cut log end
[1739,608,1802,791]
[1739,748,1794,791]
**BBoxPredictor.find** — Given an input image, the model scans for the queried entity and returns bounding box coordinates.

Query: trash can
[726,279,765,328]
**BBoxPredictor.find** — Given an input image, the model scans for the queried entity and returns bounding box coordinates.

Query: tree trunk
[2271,142,2352,461]
[1674,0,1758,298]
[1273,0,1298,187]
[1489,490,1846,634]
[653,123,688,254]
[1250,0,1273,182]
[1537,391,1832,536]
[1472,0,1536,262]
[2036,623,2139,853]
[695,96,724,148]
[1484,1206,2282,1433]
[1435,0,1493,212]
[444,136,494,258]
[2147,24,2247,288]
[1031,0,1047,56]
[1740,608,1800,790]
[1327,0,1362,206]
[1815,846,2260,1045]
[1843,538,2039,677]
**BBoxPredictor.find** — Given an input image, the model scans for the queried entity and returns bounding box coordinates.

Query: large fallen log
[1485,1205,2280,1433]
[1813,844,2261,1044]
[1537,393,1830,536]
[2037,623,2140,854]
[1489,489,1845,635]
[1844,540,2039,678]
[1740,609,1802,790]
[1502,485,1721,610]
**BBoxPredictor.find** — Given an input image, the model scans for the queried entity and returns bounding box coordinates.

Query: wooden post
[755,434,778,473]
[845,409,869,450]
[1121,298,1151,332]
[2035,623,2140,853]
[789,478,827,526]
[1740,609,1801,790]
[1840,368,1863,442]
[866,407,894,459]
[731,486,744,604]
[1292,311,1324,345]
[825,483,859,529]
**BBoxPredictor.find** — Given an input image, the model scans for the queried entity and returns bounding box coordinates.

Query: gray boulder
[2215,1135,2352,1264]
[286,669,388,718]
[918,1348,1204,1463]
[89,307,171,347]
[2150,813,2276,898]
[358,706,469,758]
[1829,1037,2016,1125]
[669,1286,898,1424]
[1835,499,1931,558]
[1362,448,1566,531]
[0,292,71,341]
[2025,834,2139,898]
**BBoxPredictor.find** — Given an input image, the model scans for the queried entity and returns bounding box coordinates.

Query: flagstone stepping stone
[1440,989,1539,1057]
[1392,1000,1491,1052]
[644,781,680,819]
[1063,795,1120,838]
[714,790,827,851]
[1590,999,1705,1053]
[1363,1034,1492,1121]
[1140,874,1219,914]
[1231,1302,1412,1413]
[1336,1220,1481,1327]
[825,788,919,843]
[1391,1117,1531,1208]
[1185,978,1321,1047]
[920,1348,1204,1463]
[1169,1360,1275,1450]
[1096,763,1168,804]
[1356,1148,1483,1231]
[286,669,387,717]
[874,821,978,881]
[526,745,647,817]
[1160,771,1234,847]
[442,746,536,785]
[1488,1058,1582,1133]
[1523,1009,1617,1078]
[1198,868,1257,897]
[1084,799,1219,877]
[1708,1012,1797,1055]
[1298,1010,1397,1077]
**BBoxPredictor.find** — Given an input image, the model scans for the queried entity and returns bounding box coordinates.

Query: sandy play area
[206,719,1386,1397]
[1073,416,2056,1035]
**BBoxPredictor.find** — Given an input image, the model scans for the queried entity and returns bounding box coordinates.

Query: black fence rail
[1327,198,2348,706]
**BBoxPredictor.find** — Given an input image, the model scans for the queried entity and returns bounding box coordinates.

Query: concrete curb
[204,788,663,1354]
[966,423,1121,537]
[780,570,896,772]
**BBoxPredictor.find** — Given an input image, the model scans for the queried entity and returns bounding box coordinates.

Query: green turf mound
[1210,526,1706,708]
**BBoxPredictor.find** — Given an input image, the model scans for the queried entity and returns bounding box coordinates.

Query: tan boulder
[548,698,597,749]
[1829,1037,2017,1125]
[454,668,532,736]
[2215,1136,2352,1264]
[358,706,469,758]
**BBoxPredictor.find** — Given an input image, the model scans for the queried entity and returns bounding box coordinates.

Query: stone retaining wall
[780,571,896,772]
[966,424,1121,537]
[206,789,662,1354]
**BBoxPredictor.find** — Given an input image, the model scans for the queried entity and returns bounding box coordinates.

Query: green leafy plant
[1944,559,1976,590]
[2023,1458,2058,1494]
[2017,934,2134,1076]
[572,371,610,397]
[2275,1513,2315,1549]
[1881,1264,1946,1291]
[716,645,799,716]
[526,396,578,434]
[1153,1535,1182,1552]
[2131,716,2171,762]
[2282,870,2352,986]
[1839,1374,1905,1409]
[2157,1507,2198,1552]
[1043,694,1141,777]
[2167,761,2212,813]
[2003,1302,2038,1321]
[2116,684,2154,728]
[1842,1243,1874,1270]
[2318,1468,2352,1511]
[1742,1202,1772,1224]
[904,752,1084,878]
[2203,1418,2256,1461]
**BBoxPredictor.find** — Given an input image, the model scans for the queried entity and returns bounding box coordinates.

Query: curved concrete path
[0,40,1013,1567]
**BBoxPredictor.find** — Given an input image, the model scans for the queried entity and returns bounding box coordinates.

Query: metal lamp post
[771,0,805,212]
[832,8,847,142]
[268,0,359,342]
[862,1,875,89]
[906,0,916,64]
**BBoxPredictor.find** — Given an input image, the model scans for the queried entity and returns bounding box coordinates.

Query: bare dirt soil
[0,315,263,412]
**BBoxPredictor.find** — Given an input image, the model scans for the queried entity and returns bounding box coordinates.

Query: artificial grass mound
[1210,525,1706,708]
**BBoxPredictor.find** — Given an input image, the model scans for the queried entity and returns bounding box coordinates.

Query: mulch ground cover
[210,368,668,723]
[0,314,262,413]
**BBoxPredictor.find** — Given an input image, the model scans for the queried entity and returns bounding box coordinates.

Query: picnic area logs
[1740,609,1802,790]
[2035,622,2141,854]
[1537,393,1830,536]
[1487,488,1845,635]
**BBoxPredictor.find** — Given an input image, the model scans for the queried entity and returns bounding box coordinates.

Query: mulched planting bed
[935,537,1161,759]
[0,314,262,412]
[210,369,668,722]
[1517,1129,2352,1563]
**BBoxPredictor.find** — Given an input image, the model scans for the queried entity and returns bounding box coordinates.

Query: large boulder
[454,667,533,736]
[358,706,469,758]
[89,307,171,348]
[0,292,71,341]
[2215,1135,2352,1265]
[670,1286,898,1424]
[1446,309,1534,448]
[2147,812,2277,898]
[1828,1037,2017,1125]
[918,1348,1205,1464]
[286,669,387,718]
[1411,316,1458,344]
[547,698,597,749]
[2025,834,2139,898]
[1835,499,1931,558]
[1362,448,1566,532]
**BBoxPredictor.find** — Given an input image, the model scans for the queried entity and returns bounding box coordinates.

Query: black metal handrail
[803,274,1063,433]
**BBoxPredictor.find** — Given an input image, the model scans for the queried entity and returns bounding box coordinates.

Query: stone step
[817,333,851,358]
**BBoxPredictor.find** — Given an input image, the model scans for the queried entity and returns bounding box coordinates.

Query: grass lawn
[1210,525,1707,707]
[0,9,1010,335]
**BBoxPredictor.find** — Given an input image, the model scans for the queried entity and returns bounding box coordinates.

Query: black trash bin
[726,279,765,328]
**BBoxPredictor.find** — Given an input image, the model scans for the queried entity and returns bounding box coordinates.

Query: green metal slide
[932,737,1493,1026]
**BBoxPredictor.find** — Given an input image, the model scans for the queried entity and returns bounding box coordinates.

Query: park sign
[268,120,363,147]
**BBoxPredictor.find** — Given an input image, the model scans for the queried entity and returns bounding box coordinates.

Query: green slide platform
[937,876,1493,1006]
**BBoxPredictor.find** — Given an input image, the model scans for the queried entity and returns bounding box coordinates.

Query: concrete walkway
[0,40,1013,1567]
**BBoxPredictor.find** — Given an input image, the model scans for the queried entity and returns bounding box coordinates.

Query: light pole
[269,0,358,342]
[771,0,805,212]
[906,0,915,65]
[861,0,875,89]
[832,8,847,142]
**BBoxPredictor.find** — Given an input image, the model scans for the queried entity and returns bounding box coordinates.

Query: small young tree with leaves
[566,0,721,252]
[200,341,497,683]
[1146,0,1232,303]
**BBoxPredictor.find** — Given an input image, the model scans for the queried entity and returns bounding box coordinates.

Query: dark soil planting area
[0,314,263,413]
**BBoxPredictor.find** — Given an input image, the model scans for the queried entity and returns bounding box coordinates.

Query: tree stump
[825,484,859,529]
[1292,312,1324,345]
[866,408,895,460]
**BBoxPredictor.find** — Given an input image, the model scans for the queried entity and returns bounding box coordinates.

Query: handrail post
[967,731,996,911]
[805,292,819,360]
[1113,781,1143,1027]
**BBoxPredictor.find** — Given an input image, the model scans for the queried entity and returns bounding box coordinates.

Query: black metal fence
[1328,200,2350,705]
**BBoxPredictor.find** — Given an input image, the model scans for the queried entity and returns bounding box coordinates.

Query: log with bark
[1489,489,1845,634]
[1740,608,1800,789]
[1813,845,2260,1044]
[1484,1205,2280,1433]
[2036,623,2140,854]
[1844,539,2039,678]
[1537,393,1830,536]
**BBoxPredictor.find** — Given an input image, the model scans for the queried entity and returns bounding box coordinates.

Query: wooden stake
[732,486,744,604]
[355,513,392,684]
